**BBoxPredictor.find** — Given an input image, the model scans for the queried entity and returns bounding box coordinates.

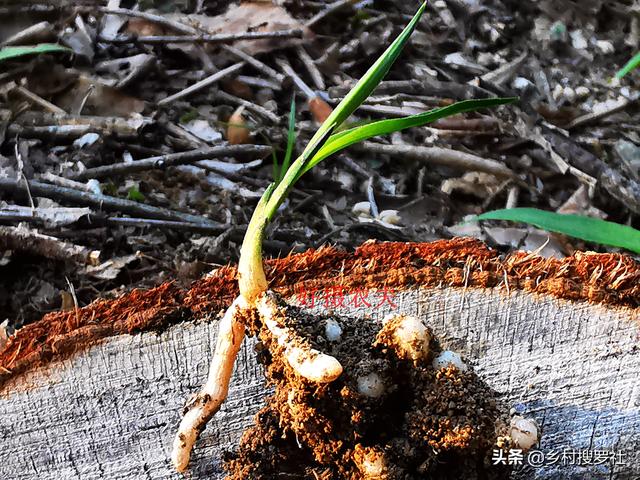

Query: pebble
[324,319,343,342]
[596,40,615,54]
[575,86,590,98]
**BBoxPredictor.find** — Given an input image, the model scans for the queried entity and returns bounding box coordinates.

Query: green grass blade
[271,149,279,186]
[477,208,640,254]
[616,51,640,79]
[0,43,71,62]
[262,2,428,220]
[301,97,516,176]
[278,97,297,184]
[299,1,428,161]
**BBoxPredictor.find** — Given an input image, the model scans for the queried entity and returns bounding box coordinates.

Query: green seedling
[0,43,71,63]
[616,51,640,79]
[478,208,640,254]
[273,98,297,184]
[172,2,516,472]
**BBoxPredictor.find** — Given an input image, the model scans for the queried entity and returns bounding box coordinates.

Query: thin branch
[69,144,272,181]
[0,178,223,229]
[356,142,518,179]
[222,44,285,84]
[305,0,359,29]
[214,90,281,124]
[567,97,638,129]
[0,225,100,265]
[100,28,303,45]
[99,7,198,35]
[296,46,325,90]
[106,217,230,233]
[158,62,245,106]
[13,85,66,115]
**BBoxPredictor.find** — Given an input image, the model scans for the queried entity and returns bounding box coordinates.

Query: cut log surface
[1,286,639,480]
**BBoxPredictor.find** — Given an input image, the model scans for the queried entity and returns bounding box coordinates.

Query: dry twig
[0,178,223,229]
[70,144,272,181]
[356,142,518,179]
[158,62,245,106]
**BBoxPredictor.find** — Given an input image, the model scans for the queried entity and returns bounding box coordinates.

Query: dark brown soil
[224,294,510,479]
[1,238,638,391]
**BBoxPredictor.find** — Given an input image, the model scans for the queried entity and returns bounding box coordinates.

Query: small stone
[73,132,100,148]
[596,40,615,54]
[552,83,564,102]
[563,86,576,103]
[512,77,533,90]
[570,30,588,50]
[575,86,590,98]
[324,319,343,342]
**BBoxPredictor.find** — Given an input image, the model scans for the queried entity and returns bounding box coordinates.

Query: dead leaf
[60,291,75,311]
[55,75,145,116]
[556,186,607,218]
[183,119,223,143]
[172,2,305,55]
[125,18,167,37]
[441,172,502,198]
[0,205,91,227]
[84,254,138,280]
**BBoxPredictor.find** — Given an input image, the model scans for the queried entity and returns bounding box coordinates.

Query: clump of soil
[225,296,510,479]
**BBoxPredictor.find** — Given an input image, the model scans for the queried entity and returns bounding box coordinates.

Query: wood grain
[1,286,638,479]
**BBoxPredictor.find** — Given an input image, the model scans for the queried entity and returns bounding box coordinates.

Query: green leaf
[477,208,640,254]
[0,43,71,63]
[276,97,297,185]
[127,187,145,202]
[302,97,517,176]
[616,51,640,79]
[300,1,428,161]
[262,1,429,220]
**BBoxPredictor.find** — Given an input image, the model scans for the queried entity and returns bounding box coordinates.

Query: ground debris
[0,0,639,329]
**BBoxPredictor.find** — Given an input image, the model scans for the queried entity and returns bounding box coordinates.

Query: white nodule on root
[257,293,343,383]
[324,318,343,342]
[171,296,248,472]
[357,372,385,398]
[376,314,432,365]
[432,350,468,372]
[510,416,539,450]
[354,444,388,479]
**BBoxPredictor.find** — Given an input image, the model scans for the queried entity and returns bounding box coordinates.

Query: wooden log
[0,240,638,479]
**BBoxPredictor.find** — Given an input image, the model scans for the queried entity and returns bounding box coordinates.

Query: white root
[257,293,343,383]
[172,296,248,472]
